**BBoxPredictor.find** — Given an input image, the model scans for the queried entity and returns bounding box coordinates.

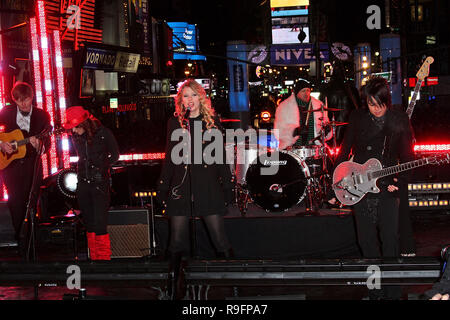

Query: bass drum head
[245,151,309,212]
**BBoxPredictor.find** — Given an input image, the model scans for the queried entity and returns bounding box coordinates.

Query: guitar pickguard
[333,158,382,206]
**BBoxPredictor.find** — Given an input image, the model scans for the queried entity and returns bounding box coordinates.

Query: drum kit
[225,106,348,216]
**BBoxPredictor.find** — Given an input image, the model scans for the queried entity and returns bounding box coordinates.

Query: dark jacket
[334,108,415,195]
[157,115,234,216]
[72,126,120,183]
[0,105,51,166]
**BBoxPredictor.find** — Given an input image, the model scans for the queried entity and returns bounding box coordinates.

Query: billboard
[271,5,309,45]
[272,26,310,44]
[167,22,206,61]
[270,43,329,66]
[227,42,249,112]
[270,0,309,8]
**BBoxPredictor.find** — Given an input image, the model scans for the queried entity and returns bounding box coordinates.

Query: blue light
[271,9,308,17]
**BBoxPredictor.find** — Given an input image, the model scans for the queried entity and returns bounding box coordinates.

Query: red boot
[96,234,111,260]
[87,232,97,260]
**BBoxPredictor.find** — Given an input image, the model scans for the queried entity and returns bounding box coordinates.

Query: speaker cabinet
[107,208,151,258]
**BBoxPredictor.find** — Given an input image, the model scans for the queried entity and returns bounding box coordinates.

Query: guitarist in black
[331,76,415,299]
[0,82,51,253]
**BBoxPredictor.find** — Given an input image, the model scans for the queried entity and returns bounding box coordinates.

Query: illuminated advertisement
[270,0,309,8]
[270,43,329,66]
[271,5,309,45]
[271,8,308,17]
[227,42,249,112]
[167,22,206,61]
[272,26,310,44]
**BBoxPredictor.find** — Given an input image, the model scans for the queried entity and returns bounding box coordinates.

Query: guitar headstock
[426,153,450,166]
[416,56,434,81]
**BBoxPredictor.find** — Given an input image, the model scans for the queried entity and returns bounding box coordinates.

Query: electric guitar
[406,56,434,119]
[0,127,63,170]
[332,154,450,206]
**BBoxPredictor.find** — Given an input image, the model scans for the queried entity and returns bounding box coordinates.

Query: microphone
[184,107,191,119]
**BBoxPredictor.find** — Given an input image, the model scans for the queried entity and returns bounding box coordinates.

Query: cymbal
[301,107,343,113]
[326,121,348,126]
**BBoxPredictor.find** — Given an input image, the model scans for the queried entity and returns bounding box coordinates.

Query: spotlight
[57,168,78,198]
[39,168,79,221]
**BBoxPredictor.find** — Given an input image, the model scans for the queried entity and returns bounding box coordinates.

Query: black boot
[168,252,187,300]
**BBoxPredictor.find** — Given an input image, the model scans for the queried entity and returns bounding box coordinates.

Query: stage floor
[0,202,449,300]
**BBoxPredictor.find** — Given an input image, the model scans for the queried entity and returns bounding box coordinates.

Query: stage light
[261,111,271,122]
[56,168,78,199]
[39,168,79,221]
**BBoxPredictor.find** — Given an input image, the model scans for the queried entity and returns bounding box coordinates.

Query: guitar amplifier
[107,208,151,258]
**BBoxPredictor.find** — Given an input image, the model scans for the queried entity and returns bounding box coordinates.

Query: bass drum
[245,150,310,212]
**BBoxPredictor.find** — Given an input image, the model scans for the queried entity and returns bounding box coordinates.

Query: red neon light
[70,153,166,163]
[45,0,103,49]
[220,119,241,123]
[30,17,49,178]
[414,144,450,153]
[37,0,58,175]
[427,77,438,86]
[118,153,166,161]
[328,147,341,156]
[2,185,7,201]
[0,27,5,110]
[52,30,70,169]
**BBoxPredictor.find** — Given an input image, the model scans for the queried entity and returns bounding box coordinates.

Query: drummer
[274,79,332,150]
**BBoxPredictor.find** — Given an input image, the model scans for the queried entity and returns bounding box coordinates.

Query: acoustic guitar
[0,127,62,170]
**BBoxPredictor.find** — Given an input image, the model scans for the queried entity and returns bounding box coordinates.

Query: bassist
[0,82,50,253]
[332,76,415,299]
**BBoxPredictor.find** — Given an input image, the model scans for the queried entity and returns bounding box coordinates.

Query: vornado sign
[84,48,141,73]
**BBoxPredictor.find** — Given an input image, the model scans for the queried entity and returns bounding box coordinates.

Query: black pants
[77,180,110,235]
[353,195,400,258]
[354,194,402,299]
[2,157,42,241]
[169,214,231,256]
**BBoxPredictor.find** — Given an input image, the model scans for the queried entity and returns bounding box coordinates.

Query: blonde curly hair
[174,79,216,129]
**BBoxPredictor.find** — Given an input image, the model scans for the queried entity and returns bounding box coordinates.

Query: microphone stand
[183,109,198,259]
[19,139,45,300]
[19,126,51,261]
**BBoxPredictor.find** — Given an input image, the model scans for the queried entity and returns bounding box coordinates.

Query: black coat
[157,115,234,216]
[72,126,120,182]
[334,108,415,195]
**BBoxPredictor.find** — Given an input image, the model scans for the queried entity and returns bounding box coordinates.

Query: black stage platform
[153,203,360,259]
[0,201,448,300]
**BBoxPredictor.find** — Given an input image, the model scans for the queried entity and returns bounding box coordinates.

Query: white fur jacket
[274,93,332,150]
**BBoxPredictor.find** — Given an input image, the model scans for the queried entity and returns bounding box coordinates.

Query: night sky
[150,0,386,53]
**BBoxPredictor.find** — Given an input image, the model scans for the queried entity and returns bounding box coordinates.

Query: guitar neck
[15,130,51,148]
[406,79,423,119]
[371,158,429,179]
[16,137,31,147]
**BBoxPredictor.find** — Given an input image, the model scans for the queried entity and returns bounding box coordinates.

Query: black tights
[169,214,231,256]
